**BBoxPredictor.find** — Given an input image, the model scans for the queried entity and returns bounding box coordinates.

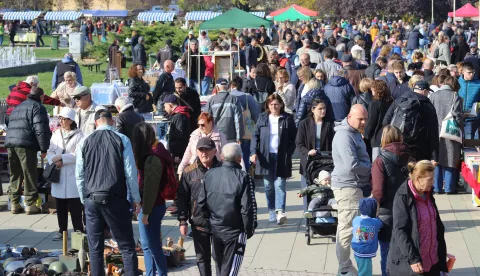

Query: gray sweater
[331,118,371,189]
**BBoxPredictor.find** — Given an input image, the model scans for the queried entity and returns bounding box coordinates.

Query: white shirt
[269,114,280,153]
[301,83,310,98]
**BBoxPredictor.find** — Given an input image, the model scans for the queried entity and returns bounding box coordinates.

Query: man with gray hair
[324,68,356,121]
[52,53,83,90]
[198,142,257,276]
[133,36,147,67]
[6,87,51,215]
[114,97,144,141]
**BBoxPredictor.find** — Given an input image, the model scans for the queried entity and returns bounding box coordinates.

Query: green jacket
[298,185,334,199]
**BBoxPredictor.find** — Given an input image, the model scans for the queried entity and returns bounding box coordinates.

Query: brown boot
[25,204,41,215]
[11,203,24,214]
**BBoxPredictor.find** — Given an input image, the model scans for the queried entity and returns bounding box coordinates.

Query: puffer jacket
[371,142,410,241]
[128,77,153,114]
[324,76,356,121]
[47,129,84,199]
[198,161,257,240]
[458,75,480,121]
[5,96,51,152]
[295,88,334,126]
[178,127,228,174]
[177,157,222,232]
[365,63,382,79]
[351,91,373,109]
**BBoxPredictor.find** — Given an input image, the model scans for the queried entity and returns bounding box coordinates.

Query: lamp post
[432,0,434,23]
[453,0,456,20]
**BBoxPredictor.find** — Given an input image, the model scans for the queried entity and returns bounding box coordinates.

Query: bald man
[331,104,371,276]
[422,58,435,84]
[153,60,176,107]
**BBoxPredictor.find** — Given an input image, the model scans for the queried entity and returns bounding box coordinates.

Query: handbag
[242,95,256,140]
[43,131,74,183]
[440,94,463,143]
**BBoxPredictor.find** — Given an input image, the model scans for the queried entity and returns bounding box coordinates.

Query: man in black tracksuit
[177,137,222,276]
[198,143,257,276]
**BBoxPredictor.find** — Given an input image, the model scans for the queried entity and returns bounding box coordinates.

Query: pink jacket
[204,56,214,78]
[178,126,227,174]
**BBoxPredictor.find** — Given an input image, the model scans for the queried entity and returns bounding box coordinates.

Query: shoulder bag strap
[174,93,193,112]
[245,94,249,111]
[60,131,76,154]
[215,94,229,124]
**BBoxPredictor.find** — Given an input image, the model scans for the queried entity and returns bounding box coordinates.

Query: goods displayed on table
[90,82,128,106]
[461,148,480,207]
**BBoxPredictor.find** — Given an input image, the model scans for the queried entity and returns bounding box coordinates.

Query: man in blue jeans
[458,62,480,139]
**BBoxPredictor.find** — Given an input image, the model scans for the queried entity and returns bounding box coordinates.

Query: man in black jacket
[245,38,258,73]
[153,60,175,107]
[365,56,387,79]
[114,97,144,141]
[133,36,147,67]
[5,87,51,215]
[163,94,190,163]
[198,143,257,276]
[174,78,201,132]
[178,137,222,276]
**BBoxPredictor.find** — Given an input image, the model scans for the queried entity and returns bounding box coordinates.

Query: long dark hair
[132,122,157,170]
[309,98,327,118]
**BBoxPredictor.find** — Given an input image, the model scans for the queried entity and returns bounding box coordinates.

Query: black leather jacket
[177,157,222,232]
[115,104,145,141]
[5,96,51,152]
[128,77,153,113]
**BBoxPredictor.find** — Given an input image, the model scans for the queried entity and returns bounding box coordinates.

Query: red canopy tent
[448,3,479,17]
[269,4,318,17]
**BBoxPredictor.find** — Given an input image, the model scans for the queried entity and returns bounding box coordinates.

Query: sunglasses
[198,124,206,127]
[73,95,84,101]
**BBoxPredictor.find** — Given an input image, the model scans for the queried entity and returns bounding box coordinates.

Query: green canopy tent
[273,6,312,21]
[199,8,272,30]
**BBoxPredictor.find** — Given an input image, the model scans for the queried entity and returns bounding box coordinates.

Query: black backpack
[253,79,269,111]
[390,98,423,143]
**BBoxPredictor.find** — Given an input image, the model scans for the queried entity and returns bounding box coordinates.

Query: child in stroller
[297,170,337,223]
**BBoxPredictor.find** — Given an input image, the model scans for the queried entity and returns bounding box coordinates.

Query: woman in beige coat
[51,71,81,114]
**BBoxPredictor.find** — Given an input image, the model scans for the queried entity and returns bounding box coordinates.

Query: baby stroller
[304,152,337,245]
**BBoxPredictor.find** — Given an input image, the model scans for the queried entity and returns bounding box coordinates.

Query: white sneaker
[303,211,313,219]
[276,212,287,225]
[268,210,276,222]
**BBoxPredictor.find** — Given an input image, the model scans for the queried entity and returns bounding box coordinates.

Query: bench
[81,62,103,72]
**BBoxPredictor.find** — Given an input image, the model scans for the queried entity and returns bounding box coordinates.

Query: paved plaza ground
[0,160,479,276]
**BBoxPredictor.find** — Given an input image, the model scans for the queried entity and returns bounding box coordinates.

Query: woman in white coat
[47,108,85,241]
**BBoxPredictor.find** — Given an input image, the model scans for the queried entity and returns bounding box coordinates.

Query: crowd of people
[4,16,478,276]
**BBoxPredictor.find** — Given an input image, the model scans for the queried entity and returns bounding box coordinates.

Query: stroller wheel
[306,233,311,245]
[309,227,314,238]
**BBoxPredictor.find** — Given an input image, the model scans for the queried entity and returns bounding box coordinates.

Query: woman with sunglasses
[177,112,227,177]
[128,63,153,114]
[47,108,85,241]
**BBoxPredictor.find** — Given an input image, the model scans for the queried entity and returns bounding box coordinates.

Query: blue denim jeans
[406,49,414,63]
[434,165,459,193]
[241,140,251,172]
[187,78,201,95]
[201,76,211,96]
[464,120,480,139]
[263,153,286,212]
[0,35,4,46]
[138,205,168,276]
[379,240,389,276]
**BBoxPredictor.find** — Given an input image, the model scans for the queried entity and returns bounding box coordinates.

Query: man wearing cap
[177,137,222,276]
[114,97,144,141]
[133,36,147,67]
[180,38,205,94]
[205,78,244,144]
[383,80,439,161]
[465,42,479,59]
[163,94,191,163]
[75,109,141,276]
[72,86,106,136]
[6,87,51,215]
[198,143,257,276]
[342,54,367,94]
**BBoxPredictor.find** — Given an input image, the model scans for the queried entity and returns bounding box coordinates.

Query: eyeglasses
[73,95,84,101]
[198,124,205,127]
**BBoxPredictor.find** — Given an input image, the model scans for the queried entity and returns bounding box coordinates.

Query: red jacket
[173,105,191,118]
[6,82,61,115]
[204,56,214,78]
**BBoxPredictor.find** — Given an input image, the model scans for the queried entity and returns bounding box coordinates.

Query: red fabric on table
[461,162,480,198]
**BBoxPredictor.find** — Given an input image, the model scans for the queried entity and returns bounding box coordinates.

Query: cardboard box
[7,193,46,211]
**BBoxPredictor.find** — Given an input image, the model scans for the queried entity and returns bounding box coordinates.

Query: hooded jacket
[458,75,480,122]
[383,90,439,162]
[331,118,371,189]
[371,142,410,241]
[324,76,356,121]
[168,106,191,158]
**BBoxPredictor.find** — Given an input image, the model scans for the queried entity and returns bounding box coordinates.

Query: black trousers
[55,197,84,233]
[84,197,138,276]
[35,35,44,47]
[211,232,247,276]
[192,229,212,276]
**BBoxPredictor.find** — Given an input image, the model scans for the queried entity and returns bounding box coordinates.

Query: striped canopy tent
[44,11,83,21]
[185,11,222,21]
[3,11,42,21]
[137,12,176,22]
[273,7,312,21]
[269,4,318,17]
[249,11,265,18]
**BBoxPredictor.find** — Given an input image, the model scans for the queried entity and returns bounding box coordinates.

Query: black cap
[94,109,112,121]
[414,80,433,92]
[196,137,216,150]
[341,54,354,62]
[163,94,178,104]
